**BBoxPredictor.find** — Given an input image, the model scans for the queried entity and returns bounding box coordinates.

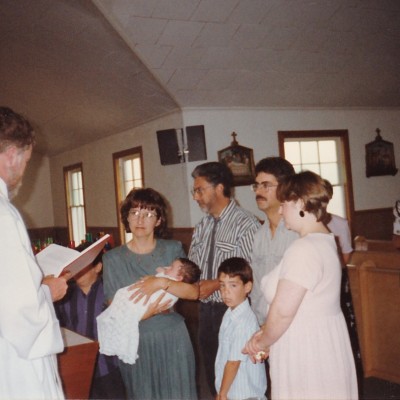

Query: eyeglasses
[250,182,278,192]
[191,185,214,196]
[128,209,157,220]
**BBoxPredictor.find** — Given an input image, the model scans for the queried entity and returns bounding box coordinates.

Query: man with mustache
[250,157,298,326]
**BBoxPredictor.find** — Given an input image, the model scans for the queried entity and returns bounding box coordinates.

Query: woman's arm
[243,278,307,359]
[129,276,199,302]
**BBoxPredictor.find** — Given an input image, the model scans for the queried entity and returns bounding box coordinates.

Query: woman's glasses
[128,209,157,220]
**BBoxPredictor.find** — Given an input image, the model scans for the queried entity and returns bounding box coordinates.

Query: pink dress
[261,233,358,400]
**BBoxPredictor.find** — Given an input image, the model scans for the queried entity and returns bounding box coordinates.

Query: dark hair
[323,179,334,200]
[191,162,233,198]
[120,188,168,237]
[255,157,295,184]
[277,170,331,224]
[0,107,35,152]
[75,242,104,266]
[178,258,201,284]
[217,257,253,284]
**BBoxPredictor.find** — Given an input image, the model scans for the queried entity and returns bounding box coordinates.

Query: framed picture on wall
[217,132,255,186]
[365,129,398,177]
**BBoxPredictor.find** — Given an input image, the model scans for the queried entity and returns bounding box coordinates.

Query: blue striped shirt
[189,199,260,302]
[215,299,267,399]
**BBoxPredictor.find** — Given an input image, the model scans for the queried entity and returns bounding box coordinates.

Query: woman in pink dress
[243,171,358,400]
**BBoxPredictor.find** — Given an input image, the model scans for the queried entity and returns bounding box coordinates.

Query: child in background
[55,242,125,399]
[97,258,200,364]
[215,257,267,400]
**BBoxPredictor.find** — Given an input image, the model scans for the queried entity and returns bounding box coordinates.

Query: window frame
[112,146,144,244]
[63,162,87,245]
[278,130,355,229]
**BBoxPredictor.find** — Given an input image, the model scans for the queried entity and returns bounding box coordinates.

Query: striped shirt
[189,199,260,302]
[215,299,267,399]
[250,218,299,325]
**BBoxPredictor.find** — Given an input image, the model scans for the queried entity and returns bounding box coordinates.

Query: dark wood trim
[112,146,144,244]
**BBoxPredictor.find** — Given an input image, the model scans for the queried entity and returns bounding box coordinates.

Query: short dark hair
[255,157,295,184]
[0,107,35,152]
[191,162,233,198]
[120,188,168,237]
[277,170,331,224]
[177,258,201,284]
[217,257,253,284]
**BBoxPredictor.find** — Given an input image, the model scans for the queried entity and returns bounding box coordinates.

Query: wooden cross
[231,131,239,146]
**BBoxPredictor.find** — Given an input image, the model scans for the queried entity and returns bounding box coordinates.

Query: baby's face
[164,259,183,280]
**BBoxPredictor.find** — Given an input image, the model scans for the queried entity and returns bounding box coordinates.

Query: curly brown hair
[0,107,35,152]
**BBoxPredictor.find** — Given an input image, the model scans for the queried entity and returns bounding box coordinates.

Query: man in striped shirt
[189,162,260,396]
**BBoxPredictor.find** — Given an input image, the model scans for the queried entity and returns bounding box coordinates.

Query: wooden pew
[347,246,400,384]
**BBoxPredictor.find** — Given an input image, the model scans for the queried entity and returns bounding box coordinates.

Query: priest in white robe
[0,107,67,399]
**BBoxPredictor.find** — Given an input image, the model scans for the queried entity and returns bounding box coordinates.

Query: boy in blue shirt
[215,257,267,400]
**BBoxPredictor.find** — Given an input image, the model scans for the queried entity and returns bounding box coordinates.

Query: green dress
[103,239,197,400]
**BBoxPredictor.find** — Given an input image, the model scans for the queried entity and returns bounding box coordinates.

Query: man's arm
[217,360,241,400]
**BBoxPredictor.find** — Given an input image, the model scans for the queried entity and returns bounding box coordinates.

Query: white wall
[22,107,400,230]
[182,108,400,226]
[13,152,55,228]
[49,111,191,229]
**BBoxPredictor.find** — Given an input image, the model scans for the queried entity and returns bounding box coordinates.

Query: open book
[36,234,110,278]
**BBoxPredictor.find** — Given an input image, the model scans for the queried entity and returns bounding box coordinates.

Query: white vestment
[0,178,64,399]
[97,273,178,364]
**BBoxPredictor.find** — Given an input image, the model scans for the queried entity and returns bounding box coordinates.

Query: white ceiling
[1,0,399,156]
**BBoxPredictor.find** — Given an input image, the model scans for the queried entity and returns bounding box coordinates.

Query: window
[64,163,86,245]
[278,130,354,224]
[113,147,144,243]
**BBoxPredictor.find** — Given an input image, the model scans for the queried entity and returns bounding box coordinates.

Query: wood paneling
[353,208,393,240]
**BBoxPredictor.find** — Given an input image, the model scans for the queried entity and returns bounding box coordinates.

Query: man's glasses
[128,209,157,220]
[250,182,278,192]
[191,185,213,196]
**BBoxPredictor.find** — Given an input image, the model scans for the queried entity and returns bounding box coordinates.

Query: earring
[299,210,305,217]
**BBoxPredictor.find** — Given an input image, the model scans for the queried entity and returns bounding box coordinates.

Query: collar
[0,177,8,199]
[208,199,235,221]
[227,297,250,320]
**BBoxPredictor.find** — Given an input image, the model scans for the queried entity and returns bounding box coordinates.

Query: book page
[36,245,79,277]
[36,234,110,278]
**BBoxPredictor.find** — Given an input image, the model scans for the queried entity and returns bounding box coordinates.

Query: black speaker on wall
[156,129,181,165]
[186,125,207,162]
[156,125,207,165]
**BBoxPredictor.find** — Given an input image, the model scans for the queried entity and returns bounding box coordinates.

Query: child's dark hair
[178,258,201,284]
[217,257,253,284]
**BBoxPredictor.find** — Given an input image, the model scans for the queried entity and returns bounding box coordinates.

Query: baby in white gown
[97,258,200,364]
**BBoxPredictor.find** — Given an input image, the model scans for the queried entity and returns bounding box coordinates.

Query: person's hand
[128,275,166,304]
[140,291,173,321]
[242,329,269,363]
[42,274,69,302]
[199,279,220,300]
